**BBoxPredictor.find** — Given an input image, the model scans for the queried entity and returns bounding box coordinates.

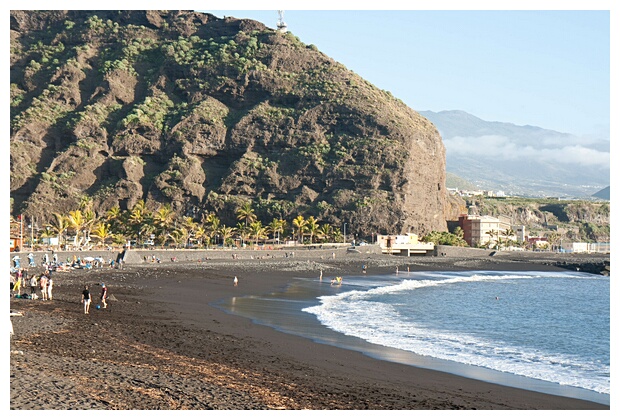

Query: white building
[376,233,434,256]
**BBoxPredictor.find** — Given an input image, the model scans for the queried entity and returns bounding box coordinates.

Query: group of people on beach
[10,268,53,301]
[12,248,128,273]
[10,264,109,314]
[81,283,107,314]
[317,269,344,286]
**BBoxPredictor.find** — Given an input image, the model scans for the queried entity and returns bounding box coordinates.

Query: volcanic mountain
[10,10,456,236]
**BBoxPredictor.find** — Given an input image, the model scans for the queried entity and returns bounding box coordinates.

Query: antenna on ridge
[277,10,288,33]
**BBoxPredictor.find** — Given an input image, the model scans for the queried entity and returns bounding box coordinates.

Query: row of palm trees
[39,197,346,250]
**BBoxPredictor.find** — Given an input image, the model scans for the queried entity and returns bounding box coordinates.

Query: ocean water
[217,270,610,404]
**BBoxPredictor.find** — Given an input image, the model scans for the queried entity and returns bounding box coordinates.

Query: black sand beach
[9,249,610,410]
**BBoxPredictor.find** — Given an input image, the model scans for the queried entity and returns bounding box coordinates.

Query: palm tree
[236,221,249,247]
[91,222,112,247]
[47,212,69,250]
[67,210,86,248]
[485,229,499,249]
[268,218,287,244]
[105,206,123,234]
[112,234,127,247]
[318,223,334,243]
[167,228,187,249]
[236,201,257,229]
[181,216,199,247]
[131,199,147,214]
[453,226,464,239]
[502,227,516,248]
[194,226,207,248]
[248,221,267,248]
[333,229,343,243]
[39,226,55,246]
[106,206,122,221]
[204,213,221,248]
[547,232,561,251]
[305,216,320,244]
[82,209,98,248]
[292,215,307,244]
[153,204,175,240]
[218,225,236,248]
[128,207,145,230]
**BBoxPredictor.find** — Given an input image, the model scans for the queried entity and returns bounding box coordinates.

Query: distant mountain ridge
[592,186,610,200]
[420,110,610,198]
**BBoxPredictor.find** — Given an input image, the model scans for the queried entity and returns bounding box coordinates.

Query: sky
[6,1,613,140]
[202,4,612,140]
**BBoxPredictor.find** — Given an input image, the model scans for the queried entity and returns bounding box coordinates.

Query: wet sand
[9,250,610,410]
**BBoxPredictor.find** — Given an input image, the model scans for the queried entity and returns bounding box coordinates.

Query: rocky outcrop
[10,10,449,237]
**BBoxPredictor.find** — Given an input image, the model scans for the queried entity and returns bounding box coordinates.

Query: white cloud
[444,135,610,168]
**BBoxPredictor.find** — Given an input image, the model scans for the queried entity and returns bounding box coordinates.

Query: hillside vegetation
[10,10,452,239]
[467,197,610,243]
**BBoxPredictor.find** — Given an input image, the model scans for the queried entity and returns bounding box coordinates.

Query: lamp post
[19,214,23,251]
[343,223,347,245]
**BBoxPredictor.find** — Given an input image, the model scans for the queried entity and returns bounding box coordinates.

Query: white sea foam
[302,272,609,395]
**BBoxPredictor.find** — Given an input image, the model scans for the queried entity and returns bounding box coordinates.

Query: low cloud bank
[444,135,610,168]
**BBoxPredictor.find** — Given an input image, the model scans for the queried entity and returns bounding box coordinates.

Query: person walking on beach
[100,283,108,308]
[233,276,238,287]
[320,269,323,281]
[81,286,92,314]
[39,273,48,300]
[47,276,53,301]
[29,274,38,295]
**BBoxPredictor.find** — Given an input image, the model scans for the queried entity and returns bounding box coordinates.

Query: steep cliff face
[10,10,448,236]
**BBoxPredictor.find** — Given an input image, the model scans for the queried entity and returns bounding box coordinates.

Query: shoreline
[212,271,609,405]
[9,251,610,410]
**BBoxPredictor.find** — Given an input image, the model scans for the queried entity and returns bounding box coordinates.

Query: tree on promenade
[236,202,257,228]
[82,209,97,247]
[25,195,354,251]
[218,225,236,248]
[318,223,334,243]
[204,213,221,248]
[47,212,69,250]
[91,222,112,247]
[153,204,175,245]
[105,206,123,233]
[306,216,320,244]
[269,218,287,244]
[67,210,86,248]
[182,216,199,247]
[248,220,267,248]
[292,215,307,244]
[236,221,249,247]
